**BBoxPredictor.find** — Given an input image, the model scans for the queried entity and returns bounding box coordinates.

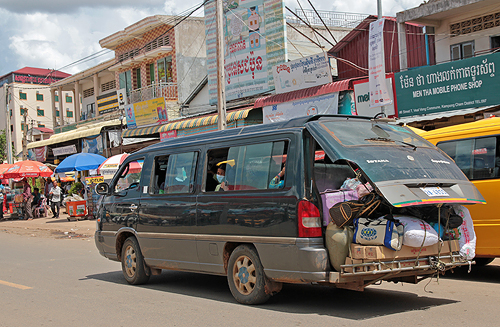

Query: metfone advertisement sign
[272,53,332,94]
[395,52,500,117]
[353,74,397,118]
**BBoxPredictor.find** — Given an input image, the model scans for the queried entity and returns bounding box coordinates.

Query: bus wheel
[121,237,150,285]
[227,245,270,305]
[474,258,495,266]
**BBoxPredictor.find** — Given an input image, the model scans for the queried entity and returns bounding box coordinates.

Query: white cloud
[0,0,425,76]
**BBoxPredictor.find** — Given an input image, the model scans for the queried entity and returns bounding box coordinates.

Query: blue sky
[0,0,424,76]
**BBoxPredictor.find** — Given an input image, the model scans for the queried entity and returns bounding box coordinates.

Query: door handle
[129,204,138,211]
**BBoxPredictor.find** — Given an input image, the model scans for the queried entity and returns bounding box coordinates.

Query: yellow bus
[422,117,500,265]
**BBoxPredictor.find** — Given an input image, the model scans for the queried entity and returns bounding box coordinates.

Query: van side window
[205,141,288,192]
[437,136,499,180]
[114,159,144,193]
[312,145,355,192]
[152,152,198,194]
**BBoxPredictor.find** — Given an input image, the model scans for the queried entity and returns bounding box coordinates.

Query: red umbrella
[0,163,13,179]
[3,160,53,178]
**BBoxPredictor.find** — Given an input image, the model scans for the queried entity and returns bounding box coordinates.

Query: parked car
[95,115,484,304]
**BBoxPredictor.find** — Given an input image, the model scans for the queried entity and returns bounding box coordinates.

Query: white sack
[452,205,476,260]
[394,215,439,247]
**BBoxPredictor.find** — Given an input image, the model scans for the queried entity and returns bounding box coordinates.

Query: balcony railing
[129,82,178,104]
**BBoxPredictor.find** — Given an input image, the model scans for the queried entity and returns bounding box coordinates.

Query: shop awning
[160,108,253,132]
[254,79,355,108]
[122,125,162,138]
[396,105,499,124]
[27,118,124,149]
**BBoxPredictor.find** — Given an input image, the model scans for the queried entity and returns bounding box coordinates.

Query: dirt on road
[0,212,96,239]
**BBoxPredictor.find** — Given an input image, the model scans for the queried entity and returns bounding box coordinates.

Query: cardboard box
[350,240,459,260]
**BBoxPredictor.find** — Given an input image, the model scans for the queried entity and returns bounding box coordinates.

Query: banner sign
[85,176,104,187]
[353,75,397,118]
[395,52,500,117]
[82,134,104,154]
[263,92,339,123]
[368,19,392,108]
[273,53,332,94]
[126,97,168,129]
[97,91,119,114]
[205,0,287,105]
[28,146,47,162]
[52,144,77,156]
[160,130,177,141]
[117,88,127,110]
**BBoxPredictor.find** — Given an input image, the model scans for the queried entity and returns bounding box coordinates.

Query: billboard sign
[395,52,500,117]
[126,97,168,129]
[205,0,287,104]
[353,75,397,118]
[273,52,332,94]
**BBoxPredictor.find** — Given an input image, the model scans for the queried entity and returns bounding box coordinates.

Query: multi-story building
[0,67,72,158]
[396,0,500,129]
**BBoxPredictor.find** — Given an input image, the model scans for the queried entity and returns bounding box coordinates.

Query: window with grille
[451,41,474,61]
[83,88,94,98]
[66,95,73,103]
[67,110,73,118]
[20,108,26,115]
[37,109,44,116]
[101,80,116,92]
[36,93,44,101]
[38,124,45,128]
[450,12,500,37]
[55,95,59,102]
[19,91,27,100]
[56,110,60,117]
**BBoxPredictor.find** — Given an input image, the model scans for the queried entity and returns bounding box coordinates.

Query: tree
[0,129,6,163]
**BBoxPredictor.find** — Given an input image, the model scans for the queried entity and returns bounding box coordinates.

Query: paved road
[1,232,500,327]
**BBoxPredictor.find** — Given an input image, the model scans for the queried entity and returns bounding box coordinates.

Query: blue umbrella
[55,153,107,173]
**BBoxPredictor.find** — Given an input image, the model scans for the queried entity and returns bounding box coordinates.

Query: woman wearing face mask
[214,163,229,191]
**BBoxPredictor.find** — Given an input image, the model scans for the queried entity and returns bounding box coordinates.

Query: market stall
[55,153,106,220]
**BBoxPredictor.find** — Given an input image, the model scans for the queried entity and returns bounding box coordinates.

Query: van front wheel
[227,245,270,305]
[121,237,150,285]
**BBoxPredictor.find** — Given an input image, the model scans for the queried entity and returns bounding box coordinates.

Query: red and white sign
[368,19,393,109]
[160,130,177,141]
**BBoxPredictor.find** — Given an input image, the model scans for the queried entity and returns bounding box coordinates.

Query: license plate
[420,187,449,197]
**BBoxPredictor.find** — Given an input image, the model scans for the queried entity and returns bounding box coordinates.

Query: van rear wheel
[474,258,495,266]
[227,245,270,305]
[121,236,150,285]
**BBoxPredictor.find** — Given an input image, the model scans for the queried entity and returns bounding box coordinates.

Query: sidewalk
[0,209,96,239]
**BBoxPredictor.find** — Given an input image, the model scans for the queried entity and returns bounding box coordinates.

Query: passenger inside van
[215,163,228,191]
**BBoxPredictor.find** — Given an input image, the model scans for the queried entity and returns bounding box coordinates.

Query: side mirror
[95,182,110,195]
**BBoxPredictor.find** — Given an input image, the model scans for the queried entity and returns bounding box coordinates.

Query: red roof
[254,78,359,108]
[34,127,54,134]
[13,67,70,79]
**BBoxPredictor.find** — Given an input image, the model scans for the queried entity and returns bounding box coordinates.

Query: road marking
[0,280,32,290]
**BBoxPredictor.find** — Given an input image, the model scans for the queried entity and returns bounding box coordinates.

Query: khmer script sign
[395,52,500,117]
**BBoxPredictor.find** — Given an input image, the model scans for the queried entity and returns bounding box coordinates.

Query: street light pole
[4,83,13,164]
[377,0,386,116]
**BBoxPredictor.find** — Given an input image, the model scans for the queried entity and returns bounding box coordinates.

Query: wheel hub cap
[238,267,249,284]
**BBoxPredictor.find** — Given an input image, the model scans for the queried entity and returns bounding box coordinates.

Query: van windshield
[311,119,468,183]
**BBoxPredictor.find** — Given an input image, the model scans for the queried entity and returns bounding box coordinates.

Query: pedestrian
[0,183,4,219]
[49,180,62,219]
[22,177,34,220]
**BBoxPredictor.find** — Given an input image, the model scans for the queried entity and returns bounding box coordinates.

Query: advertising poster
[82,135,104,154]
[395,52,500,117]
[273,53,332,94]
[263,92,339,123]
[126,97,168,129]
[205,0,287,104]
[368,19,392,108]
[353,75,397,117]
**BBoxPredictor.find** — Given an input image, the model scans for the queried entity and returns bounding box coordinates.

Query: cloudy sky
[0,0,424,76]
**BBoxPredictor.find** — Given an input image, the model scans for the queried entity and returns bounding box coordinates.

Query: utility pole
[22,111,28,160]
[4,84,13,164]
[377,0,386,116]
[215,0,227,130]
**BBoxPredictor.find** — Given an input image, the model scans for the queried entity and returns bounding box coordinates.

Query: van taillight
[298,200,322,238]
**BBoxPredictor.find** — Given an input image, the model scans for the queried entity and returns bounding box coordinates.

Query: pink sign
[160,130,177,141]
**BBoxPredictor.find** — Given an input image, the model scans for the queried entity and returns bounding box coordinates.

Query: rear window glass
[319,120,433,148]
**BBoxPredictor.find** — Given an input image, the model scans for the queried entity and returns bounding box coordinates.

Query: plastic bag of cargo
[451,205,476,260]
[394,215,439,247]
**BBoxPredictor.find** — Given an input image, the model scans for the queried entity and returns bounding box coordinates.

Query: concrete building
[0,67,72,158]
[396,0,500,129]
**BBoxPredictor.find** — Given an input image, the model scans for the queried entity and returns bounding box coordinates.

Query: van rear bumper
[256,238,330,283]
